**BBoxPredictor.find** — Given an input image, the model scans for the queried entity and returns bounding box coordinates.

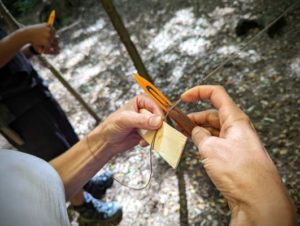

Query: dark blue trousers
[3,96,79,161]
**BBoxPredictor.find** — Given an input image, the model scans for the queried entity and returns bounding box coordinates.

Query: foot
[84,171,114,199]
[73,193,122,226]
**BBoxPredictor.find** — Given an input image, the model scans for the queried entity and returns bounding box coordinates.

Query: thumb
[147,115,163,129]
[191,126,211,149]
[118,111,163,131]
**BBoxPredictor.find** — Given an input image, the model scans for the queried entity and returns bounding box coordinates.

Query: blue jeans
[0,149,70,226]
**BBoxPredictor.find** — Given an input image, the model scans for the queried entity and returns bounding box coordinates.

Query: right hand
[44,35,59,55]
[22,23,54,52]
[181,85,296,226]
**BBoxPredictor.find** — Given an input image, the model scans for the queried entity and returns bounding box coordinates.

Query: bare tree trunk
[99,2,190,224]
[100,0,153,83]
[176,166,189,226]
[0,0,101,124]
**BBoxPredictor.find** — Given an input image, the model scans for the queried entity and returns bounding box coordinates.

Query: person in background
[0,23,122,225]
[0,86,296,226]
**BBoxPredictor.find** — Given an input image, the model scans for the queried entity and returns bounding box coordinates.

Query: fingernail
[149,116,162,127]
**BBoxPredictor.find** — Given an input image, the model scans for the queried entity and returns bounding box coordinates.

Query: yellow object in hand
[38,10,56,54]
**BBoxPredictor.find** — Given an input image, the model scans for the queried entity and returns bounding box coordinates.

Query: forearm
[50,125,113,200]
[0,28,29,67]
[230,186,296,226]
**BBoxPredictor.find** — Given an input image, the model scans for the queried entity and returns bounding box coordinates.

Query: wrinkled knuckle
[201,136,215,148]
[135,114,148,127]
[193,127,210,145]
[232,114,254,130]
[141,114,149,123]
[193,127,204,137]
[115,111,127,123]
[240,114,251,125]
[242,114,251,123]
[215,85,225,92]
[135,94,143,105]
[197,136,215,157]
[242,115,255,129]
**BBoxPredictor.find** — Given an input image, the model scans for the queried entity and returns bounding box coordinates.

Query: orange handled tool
[38,10,55,54]
[134,73,197,137]
[47,10,56,26]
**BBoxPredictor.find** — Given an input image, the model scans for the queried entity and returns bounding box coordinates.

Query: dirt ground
[1,0,299,225]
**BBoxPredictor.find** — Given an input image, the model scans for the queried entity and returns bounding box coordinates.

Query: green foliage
[2,0,83,29]
[14,0,39,13]
[2,0,39,16]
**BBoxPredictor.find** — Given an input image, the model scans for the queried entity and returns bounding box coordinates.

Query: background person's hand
[181,85,296,226]
[44,35,59,55]
[22,23,54,53]
[95,95,163,156]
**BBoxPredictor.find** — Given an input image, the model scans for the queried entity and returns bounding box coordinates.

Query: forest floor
[1,0,299,225]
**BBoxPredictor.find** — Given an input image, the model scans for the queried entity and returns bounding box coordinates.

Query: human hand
[181,85,296,226]
[96,95,163,156]
[44,35,59,55]
[22,23,54,53]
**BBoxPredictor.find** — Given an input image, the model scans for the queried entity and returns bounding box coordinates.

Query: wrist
[230,187,296,226]
[86,125,114,161]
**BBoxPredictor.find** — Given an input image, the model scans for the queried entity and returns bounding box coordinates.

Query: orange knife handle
[47,10,55,26]
[38,10,55,54]
[168,106,197,137]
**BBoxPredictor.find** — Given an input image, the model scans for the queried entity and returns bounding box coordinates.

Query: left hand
[98,95,163,155]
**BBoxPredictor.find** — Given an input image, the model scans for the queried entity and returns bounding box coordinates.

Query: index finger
[181,85,247,125]
[135,94,163,116]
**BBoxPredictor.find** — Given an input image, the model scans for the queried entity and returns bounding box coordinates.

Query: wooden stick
[38,57,102,124]
[100,0,153,83]
[168,106,197,137]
